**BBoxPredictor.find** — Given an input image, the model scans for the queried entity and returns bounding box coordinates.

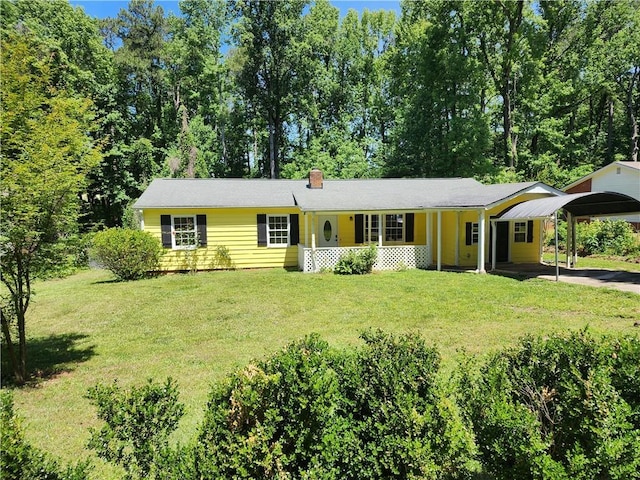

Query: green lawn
[5,267,640,478]
[542,251,640,271]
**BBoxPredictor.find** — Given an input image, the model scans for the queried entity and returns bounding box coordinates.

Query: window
[364,214,379,243]
[267,215,289,247]
[172,216,197,249]
[514,222,527,243]
[471,223,479,244]
[385,214,404,242]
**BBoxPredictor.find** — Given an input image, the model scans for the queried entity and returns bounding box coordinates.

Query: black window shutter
[355,214,364,243]
[257,214,267,246]
[405,213,414,242]
[289,214,299,245]
[465,222,472,246]
[197,214,207,247]
[161,215,172,248]
[527,220,534,243]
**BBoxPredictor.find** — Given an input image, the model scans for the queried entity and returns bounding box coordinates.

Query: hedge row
[2,330,639,480]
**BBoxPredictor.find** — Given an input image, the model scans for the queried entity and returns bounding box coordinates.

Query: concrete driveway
[492,263,640,294]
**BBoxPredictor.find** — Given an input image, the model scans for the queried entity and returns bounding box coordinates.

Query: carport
[496,191,640,281]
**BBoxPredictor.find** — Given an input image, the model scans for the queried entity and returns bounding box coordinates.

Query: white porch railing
[298,244,429,273]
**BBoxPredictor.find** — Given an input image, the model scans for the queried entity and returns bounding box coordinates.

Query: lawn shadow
[1,333,96,387]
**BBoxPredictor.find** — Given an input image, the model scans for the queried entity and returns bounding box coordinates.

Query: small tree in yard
[0,31,101,384]
[91,228,163,280]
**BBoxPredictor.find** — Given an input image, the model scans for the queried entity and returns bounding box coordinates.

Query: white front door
[317,215,338,247]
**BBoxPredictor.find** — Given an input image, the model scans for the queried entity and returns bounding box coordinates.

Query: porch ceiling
[498,191,640,220]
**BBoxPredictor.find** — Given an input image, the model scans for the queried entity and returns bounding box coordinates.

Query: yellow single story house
[133,169,564,273]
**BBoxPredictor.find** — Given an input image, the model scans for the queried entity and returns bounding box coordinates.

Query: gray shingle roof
[133,177,559,211]
[133,178,301,208]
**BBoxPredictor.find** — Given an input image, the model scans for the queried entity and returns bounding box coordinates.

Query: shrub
[86,378,184,480]
[188,331,477,479]
[457,331,640,479]
[91,228,163,280]
[211,245,235,270]
[334,244,377,274]
[576,219,639,256]
[1,391,91,480]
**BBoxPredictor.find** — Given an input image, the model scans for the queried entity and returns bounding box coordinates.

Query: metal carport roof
[496,191,640,282]
[499,191,640,220]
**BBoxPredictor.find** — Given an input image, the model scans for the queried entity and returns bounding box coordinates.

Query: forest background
[2,0,639,230]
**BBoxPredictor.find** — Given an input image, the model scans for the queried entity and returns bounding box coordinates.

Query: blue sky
[69,0,401,19]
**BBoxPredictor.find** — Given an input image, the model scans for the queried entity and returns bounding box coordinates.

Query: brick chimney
[308,168,323,189]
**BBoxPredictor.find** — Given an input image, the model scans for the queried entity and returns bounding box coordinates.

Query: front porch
[298,244,429,273]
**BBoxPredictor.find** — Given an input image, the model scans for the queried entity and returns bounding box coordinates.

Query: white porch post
[304,212,309,246]
[477,209,486,273]
[311,213,317,272]
[539,219,544,263]
[491,219,497,271]
[437,211,442,271]
[378,214,383,246]
[554,210,559,281]
[454,211,460,266]
[426,211,432,267]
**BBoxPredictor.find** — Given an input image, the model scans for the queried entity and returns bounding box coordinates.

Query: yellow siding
[337,214,355,245]
[487,193,548,264]
[142,191,551,271]
[142,208,299,271]
[427,191,551,267]
[326,212,427,247]
[457,211,481,267]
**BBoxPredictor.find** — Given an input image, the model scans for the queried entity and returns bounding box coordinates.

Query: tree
[388,0,491,177]
[231,0,310,178]
[468,0,536,170]
[0,31,101,384]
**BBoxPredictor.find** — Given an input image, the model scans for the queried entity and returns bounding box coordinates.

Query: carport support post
[566,212,572,268]
[572,215,578,267]
[554,210,559,282]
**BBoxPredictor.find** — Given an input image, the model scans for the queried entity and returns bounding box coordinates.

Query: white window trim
[383,213,405,244]
[267,214,290,248]
[364,214,380,244]
[514,221,527,243]
[171,215,198,250]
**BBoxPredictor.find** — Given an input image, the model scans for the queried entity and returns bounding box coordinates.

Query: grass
[542,251,640,271]
[4,267,640,478]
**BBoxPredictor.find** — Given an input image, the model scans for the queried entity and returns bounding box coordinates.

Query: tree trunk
[1,310,24,385]
[627,67,639,162]
[503,85,515,168]
[606,95,614,163]
[268,117,277,179]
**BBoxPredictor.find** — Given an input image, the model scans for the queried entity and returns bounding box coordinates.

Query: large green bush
[576,219,639,256]
[91,228,163,280]
[457,330,640,479]
[186,331,477,479]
